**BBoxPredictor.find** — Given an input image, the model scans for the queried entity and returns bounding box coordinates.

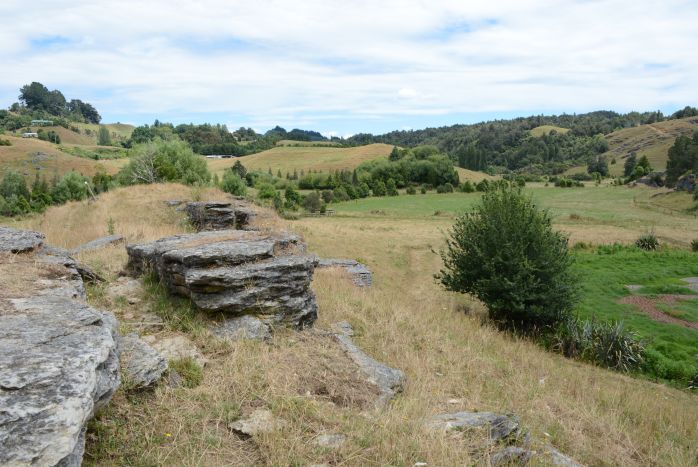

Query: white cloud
[0,0,696,132]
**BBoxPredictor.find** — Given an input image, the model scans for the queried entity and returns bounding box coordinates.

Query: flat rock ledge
[186,200,258,231]
[71,234,124,254]
[427,410,581,466]
[127,229,318,329]
[0,227,120,467]
[333,321,405,408]
[317,258,372,287]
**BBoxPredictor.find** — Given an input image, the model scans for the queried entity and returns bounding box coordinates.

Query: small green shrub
[0,138,11,146]
[635,232,659,251]
[256,182,277,199]
[439,186,578,330]
[691,239,698,252]
[220,170,247,196]
[168,357,203,388]
[406,186,416,195]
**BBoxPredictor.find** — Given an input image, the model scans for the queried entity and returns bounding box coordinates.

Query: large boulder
[127,229,318,329]
[0,227,120,466]
[675,173,696,193]
[119,333,167,388]
[185,200,259,231]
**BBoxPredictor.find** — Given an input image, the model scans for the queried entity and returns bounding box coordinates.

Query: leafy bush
[460,181,475,193]
[439,187,578,330]
[220,170,247,196]
[51,171,91,203]
[0,138,11,146]
[691,239,698,252]
[406,186,416,195]
[552,318,645,372]
[436,183,454,193]
[386,179,398,196]
[635,232,659,251]
[302,191,322,212]
[119,139,210,186]
[256,182,277,199]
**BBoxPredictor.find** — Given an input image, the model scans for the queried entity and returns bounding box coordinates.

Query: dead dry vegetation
[4,183,696,466]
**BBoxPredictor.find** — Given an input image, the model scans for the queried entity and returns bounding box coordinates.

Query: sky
[1,0,697,137]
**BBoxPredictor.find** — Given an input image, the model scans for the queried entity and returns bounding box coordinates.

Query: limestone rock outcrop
[186,200,258,231]
[0,227,120,467]
[127,229,318,329]
[119,333,167,388]
[333,321,405,408]
[318,259,373,287]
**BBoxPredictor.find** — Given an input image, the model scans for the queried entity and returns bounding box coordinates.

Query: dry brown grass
[0,135,124,180]
[8,184,695,466]
[207,143,394,176]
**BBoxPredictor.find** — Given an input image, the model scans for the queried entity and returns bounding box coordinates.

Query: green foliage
[635,232,659,251]
[459,181,475,193]
[168,357,203,388]
[302,191,323,212]
[284,185,302,209]
[356,150,459,189]
[691,239,698,252]
[665,132,698,187]
[256,182,277,199]
[220,171,247,196]
[51,172,90,203]
[386,179,398,196]
[0,138,12,146]
[623,152,637,177]
[97,126,112,146]
[436,183,454,193]
[587,156,609,176]
[439,187,577,330]
[406,186,416,195]
[371,179,387,196]
[119,139,211,186]
[17,82,101,123]
[552,318,645,372]
[231,160,247,180]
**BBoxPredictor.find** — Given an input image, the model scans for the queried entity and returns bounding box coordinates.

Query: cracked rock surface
[127,229,318,329]
[0,227,120,467]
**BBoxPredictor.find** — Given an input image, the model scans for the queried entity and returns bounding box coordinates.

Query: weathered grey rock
[233,205,257,230]
[491,446,533,466]
[120,333,167,388]
[127,229,318,330]
[209,315,272,341]
[426,411,521,442]
[72,234,124,254]
[0,296,120,466]
[333,322,405,408]
[539,445,582,467]
[318,258,372,287]
[187,201,236,231]
[164,199,183,207]
[166,369,184,388]
[141,334,207,367]
[0,226,44,252]
[229,409,285,436]
[314,433,347,449]
[676,173,696,193]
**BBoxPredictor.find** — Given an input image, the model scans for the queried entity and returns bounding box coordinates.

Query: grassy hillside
[209,143,488,183]
[530,125,570,137]
[4,183,695,465]
[208,143,394,176]
[275,139,342,147]
[604,116,698,175]
[0,134,126,179]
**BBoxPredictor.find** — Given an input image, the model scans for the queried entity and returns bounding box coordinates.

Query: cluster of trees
[622,153,653,181]
[346,110,684,175]
[15,82,101,123]
[0,170,100,217]
[263,126,329,142]
[124,121,276,155]
[665,131,698,187]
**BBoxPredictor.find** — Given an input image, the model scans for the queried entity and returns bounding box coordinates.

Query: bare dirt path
[619,295,698,330]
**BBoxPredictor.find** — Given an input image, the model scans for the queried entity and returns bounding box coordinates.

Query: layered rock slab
[185,200,258,231]
[0,227,120,467]
[126,229,318,329]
